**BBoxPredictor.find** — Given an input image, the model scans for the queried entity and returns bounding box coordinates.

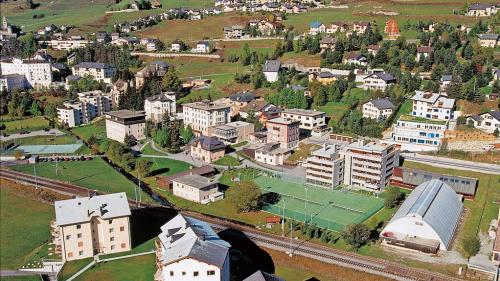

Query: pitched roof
[320,36,337,44]
[310,21,323,28]
[368,98,395,110]
[243,270,285,281]
[364,72,396,82]
[192,136,226,151]
[146,92,175,102]
[469,3,493,10]
[242,100,271,113]
[417,46,434,53]
[263,60,281,72]
[441,75,452,82]
[73,62,113,69]
[173,174,217,189]
[482,110,500,122]
[478,34,499,40]
[229,91,255,102]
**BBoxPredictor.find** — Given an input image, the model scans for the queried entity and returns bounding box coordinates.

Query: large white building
[57,90,112,127]
[262,60,281,82]
[53,193,132,261]
[40,39,90,50]
[392,115,448,149]
[467,110,500,134]
[72,62,117,83]
[362,98,395,120]
[144,92,176,123]
[305,144,344,189]
[155,214,231,281]
[411,91,455,121]
[280,109,326,132]
[340,141,400,191]
[380,180,463,253]
[182,100,230,136]
[0,58,52,88]
[105,110,146,143]
[172,174,223,204]
[362,72,396,91]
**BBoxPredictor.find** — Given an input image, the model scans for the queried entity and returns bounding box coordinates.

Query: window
[78,241,83,247]
[66,235,71,240]
[67,252,73,258]
[77,233,82,238]
[193,271,199,277]
[120,226,125,232]
[182,272,186,276]
[170,271,174,277]
[79,251,84,256]
[121,243,126,248]
[76,224,81,229]
[207,270,215,276]
[109,220,113,224]
[111,245,115,250]
[110,237,114,242]
[109,228,114,233]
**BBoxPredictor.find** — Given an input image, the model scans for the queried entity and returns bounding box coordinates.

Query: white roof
[55,192,131,226]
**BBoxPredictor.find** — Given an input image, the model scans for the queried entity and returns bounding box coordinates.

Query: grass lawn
[140,143,168,156]
[2,135,78,147]
[0,276,42,281]
[1,117,50,134]
[70,119,108,151]
[139,156,192,177]
[315,102,349,126]
[58,258,94,281]
[9,158,153,203]
[393,99,412,124]
[73,254,156,281]
[230,141,248,149]
[213,155,241,166]
[0,187,53,269]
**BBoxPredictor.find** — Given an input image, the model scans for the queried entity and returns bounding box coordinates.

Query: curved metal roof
[387,179,463,249]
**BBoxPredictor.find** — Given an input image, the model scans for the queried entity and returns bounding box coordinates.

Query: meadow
[1,116,50,133]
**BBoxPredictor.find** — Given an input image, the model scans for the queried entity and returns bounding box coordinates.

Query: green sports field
[253,176,383,232]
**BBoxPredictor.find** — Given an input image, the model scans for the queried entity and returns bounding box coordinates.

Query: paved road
[402,153,500,175]
[0,270,47,276]
[131,52,220,59]
[0,129,65,142]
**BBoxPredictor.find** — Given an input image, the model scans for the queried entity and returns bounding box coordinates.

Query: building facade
[411,91,455,120]
[305,144,344,189]
[72,62,117,83]
[57,90,112,127]
[190,136,226,163]
[255,143,291,166]
[362,98,395,120]
[212,121,254,144]
[266,117,300,149]
[182,101,230,136]
[280,109,326,132]
[144,92,176,123]
[467,110,500,134]
[362,72,396,91]
[0,58,52,88]
[392,115,447,148]
[172,174,223,204]
[105,110,146,143]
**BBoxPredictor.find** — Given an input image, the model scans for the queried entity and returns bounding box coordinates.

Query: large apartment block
[340,141,400,191]
[105,110,146,143]
[57,90,112,127]
[266,117,300,149]
[392,115,447,148]
[280,109,326,132]
[182,100,230,136]
[411,91,455,120]
[53,193,131,261]
[72,62,117,83]
[305,144,344,188]
[0,58,52,88]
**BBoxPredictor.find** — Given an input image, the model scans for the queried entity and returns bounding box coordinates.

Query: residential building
[380,180,463,253]
[170,40,185,52]
[308,71,339,85]
[53,193,131,261]
[305,144,344,189]
[362,72,396,91]
[105,110,146,143]
[190,136,226,163]
[467,110,500,134]
[478,34,499,48]
[155,214,230,281]
[223,25,248,39]
[255,142,291,166]
[353,21,371,34]
[221,91,255,117]
[40,39,90,50]
[243,271,285,281]
[135,61,169,88]
[72,62,117,83]
[0,58,52,88]
[340,141,400,191]
[57,90,112,127]
[367,45,380,56]
[326,22,348,34]
[411,91,455,120]
[467,3,497,17]
[385,19,400,40]
[266,117,300,149]
[362,98,395,120]
[280,109,326,132]
[192,41,211,53]
[309,21,325,35]
[392,115,448,148]
[440,75,452,91]
[320,36,337,52]
[263,60,281,82]
[110,79,129,107]
[157,166,216,190]
[172,174,223,204]
[213,121,254,144]
[343,53,367,66]
[144,92,176,123]
[416,46,434,61]
[0,74,29,92]
[182,100,231,136]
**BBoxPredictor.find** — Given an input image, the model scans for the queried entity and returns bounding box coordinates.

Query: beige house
[144,92,176,123]
[72,62,116,83]
[182,100,230,136]
[172,174,223,204]
[478,34,499,48]
[105,110,146,143]
[280,109,326,132]
[362,98,395,120]
[190,136,226,163]
[212,121,254,144]
[266,117,300,149]
[53,193,131,261]
[255,142,291,166]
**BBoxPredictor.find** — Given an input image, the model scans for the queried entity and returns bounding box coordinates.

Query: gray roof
[263,60,281,73]
[482,110,500,122]
[55,193,131,226]
[364,72,396,82]
[385,180,463,249]
[441,75,452,82]
[230,91,255,102]
[478,34,499,40]
[192,136,226,151]
[106,109,146,119]
[243,271,285,281]
[73,62,114,69]
[145,92,175,102]
[283,108,325,117]
[368,98,395,110]
[173,174,217,189]
[158,214,230,267]
[469,3,493,10]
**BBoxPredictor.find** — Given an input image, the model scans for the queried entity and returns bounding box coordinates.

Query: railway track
[0,168,464,281]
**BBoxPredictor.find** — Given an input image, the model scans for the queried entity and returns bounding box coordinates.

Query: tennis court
[254,176,384,231]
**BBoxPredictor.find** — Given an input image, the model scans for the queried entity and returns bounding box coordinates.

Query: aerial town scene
[0,0,499,280]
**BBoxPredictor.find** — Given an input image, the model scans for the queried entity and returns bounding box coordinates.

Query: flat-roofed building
[190,136,226,163]
[411,91,455,121]
[105,110,146,143]
[280,109,326,132]
[212,121,254,144]
[172,174,223,204]
[155,214,230,281]
[266,117,300,149]
[392,115,447,148]
[255,142,291,166]
[41,39,90,50]
[57,90,112,127]
[144,92,176,123]
[0,58,52,88]
[182,100,230,136]
[72,62,116,83]
[53,193,131,261]
[340,141,400,191]
[380,180,463,253]
[305,144,344,189]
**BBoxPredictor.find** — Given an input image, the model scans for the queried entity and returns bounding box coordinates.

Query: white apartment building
[340,141,400,191]
[53,193,131,261]
[192,41,211,53]
[172,174,223,204]
[182,100,230,136]
[57,90,112,127]
[392,115,448,149]
[280,109,326,132]
[0,58,52,88]
[362,72,396,91]
[40,39,90,50]
[305,144,344,189]
[105,110,146,143]
[411,91,455,120]
[144,92,176,123]
[467,110,500,134]
[467,3,497,17]
[255,142,291,166]
[362,98,395,120]
[72,62,117,83]
[155,214,231,281]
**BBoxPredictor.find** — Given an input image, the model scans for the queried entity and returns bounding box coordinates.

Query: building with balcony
[155,214,231,281]
[411,91,455,121]
[266,117,300,149]
[255,142,291,166]
[362,98,395,120]
[305,144,344,189]
[212,121,254,144]
[53,193,131,261]
[392,115,447,149]
[57,90,112,127]
[172,174,223,204]
[280,109,326,132]
[0,58,52,88]
[362,72,396,91]
[340,141,400,191]
[72,62,116,83]
[105,110,146,143]
[182,100,230,136]
[144,92,176,123]
[190,136,226,163]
